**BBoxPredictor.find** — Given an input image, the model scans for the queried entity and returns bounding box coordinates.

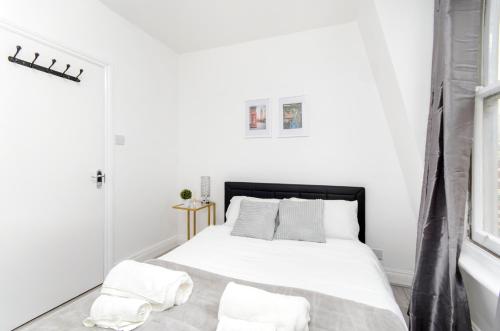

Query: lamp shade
[201,176,210,202]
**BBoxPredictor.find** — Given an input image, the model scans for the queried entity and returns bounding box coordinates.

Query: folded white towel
[83,295,151,331]
[101,260,193,311]
[217,317,277,331]
[218,282,310,331]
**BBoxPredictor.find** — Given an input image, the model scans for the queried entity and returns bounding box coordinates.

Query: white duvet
[160,225,405,326]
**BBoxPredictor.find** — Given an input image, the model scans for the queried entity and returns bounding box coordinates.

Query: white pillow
[291,198,359,240]
[225,196,280,226]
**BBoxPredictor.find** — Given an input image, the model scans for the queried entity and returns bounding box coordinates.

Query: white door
[0,27,106,330]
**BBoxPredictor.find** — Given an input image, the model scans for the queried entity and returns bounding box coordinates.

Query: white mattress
[160,225,406,327]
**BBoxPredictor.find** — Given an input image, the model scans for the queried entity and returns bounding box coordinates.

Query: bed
[24,182,407,331]
[157,182,406,330]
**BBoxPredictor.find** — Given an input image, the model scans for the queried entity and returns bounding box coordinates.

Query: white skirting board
[177,235,190,245]
[384,267,414,287]
[472,320,482,331]
[126,236,179,263]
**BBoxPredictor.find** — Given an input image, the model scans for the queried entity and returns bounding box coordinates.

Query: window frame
[482,0,500,86]
[472,84,500,256]
[471,0,500,256]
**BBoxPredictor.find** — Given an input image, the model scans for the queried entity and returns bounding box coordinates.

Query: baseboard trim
[177,234,188,245]
[385,267,414,287]
[471,320,482,331]
[127,236,179,262]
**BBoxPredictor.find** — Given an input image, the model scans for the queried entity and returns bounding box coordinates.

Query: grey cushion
[231,200,279,240]
[274,199,326,243]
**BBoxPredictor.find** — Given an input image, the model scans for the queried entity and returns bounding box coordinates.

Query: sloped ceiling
[99,0,357,53]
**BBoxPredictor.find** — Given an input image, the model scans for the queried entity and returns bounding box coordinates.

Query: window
[472,0,500,255]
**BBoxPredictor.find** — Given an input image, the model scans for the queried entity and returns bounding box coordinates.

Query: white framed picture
[244,98,272,138]
[278,95,308,137]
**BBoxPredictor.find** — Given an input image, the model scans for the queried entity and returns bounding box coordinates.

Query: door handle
[92,170,105,188]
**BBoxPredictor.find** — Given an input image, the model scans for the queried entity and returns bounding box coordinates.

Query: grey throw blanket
[22,260,406,331]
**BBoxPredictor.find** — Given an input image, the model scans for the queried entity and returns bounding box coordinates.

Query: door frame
[0,18,114,274]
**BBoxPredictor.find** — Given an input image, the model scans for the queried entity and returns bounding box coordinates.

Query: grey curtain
[409,0,482,330]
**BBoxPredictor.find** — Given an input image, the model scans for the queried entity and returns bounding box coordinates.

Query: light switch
[114,134,125,146]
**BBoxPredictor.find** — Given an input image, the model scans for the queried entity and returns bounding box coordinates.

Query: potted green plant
[180,189,193,207]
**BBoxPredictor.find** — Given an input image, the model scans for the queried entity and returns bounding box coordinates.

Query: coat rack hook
[63,64,70,75]
[31,52,39,67]
[13,45,21,59]
[48,59,56,70]
[8,47,83,83]
[76,69,84,79]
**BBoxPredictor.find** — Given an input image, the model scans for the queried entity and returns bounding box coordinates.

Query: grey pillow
[231,200,279,240]
[274,199,326,243]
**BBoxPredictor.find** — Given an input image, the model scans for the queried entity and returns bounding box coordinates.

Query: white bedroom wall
[0,0,433,287]
[371,0,434,158]
[176,23,417,281]
[0,0,179,263]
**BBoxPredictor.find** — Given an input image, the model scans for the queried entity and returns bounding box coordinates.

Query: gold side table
[172,201,216,240]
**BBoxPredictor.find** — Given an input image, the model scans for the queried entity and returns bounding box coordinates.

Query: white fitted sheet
[160,225,405,326]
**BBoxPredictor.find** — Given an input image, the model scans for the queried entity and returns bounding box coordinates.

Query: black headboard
[224,182,365,243]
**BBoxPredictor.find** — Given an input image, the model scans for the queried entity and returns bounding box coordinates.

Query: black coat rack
[8,45,83,83]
